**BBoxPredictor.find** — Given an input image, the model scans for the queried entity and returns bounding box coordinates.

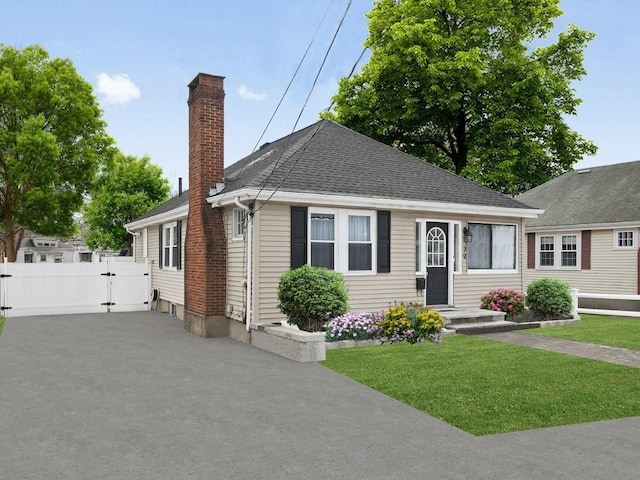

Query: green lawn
[321,335,640,436]
[0,317,4,336]
[522,314,640,350]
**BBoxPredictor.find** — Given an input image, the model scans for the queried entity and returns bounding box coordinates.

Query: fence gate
[0,259,151,318]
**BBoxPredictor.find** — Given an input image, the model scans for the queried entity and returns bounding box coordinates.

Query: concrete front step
[435,308,506,325]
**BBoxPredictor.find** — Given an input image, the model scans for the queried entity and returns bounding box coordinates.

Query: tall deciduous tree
[0,44,112,261]
[328,0,597,195]
[84,153,170,252]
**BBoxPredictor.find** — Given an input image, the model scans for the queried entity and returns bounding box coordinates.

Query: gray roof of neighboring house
[134,119,533,223]
[517,160,640,227]
[221,120,530,209]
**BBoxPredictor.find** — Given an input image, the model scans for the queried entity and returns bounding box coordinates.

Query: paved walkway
[1,312,639,480]
[478,331,640,368]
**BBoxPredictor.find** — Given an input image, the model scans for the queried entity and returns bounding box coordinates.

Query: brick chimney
[184,73,228,337]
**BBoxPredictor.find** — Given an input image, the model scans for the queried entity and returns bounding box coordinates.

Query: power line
[251,0,354,212]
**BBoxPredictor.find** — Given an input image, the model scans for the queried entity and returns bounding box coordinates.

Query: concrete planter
[251,326,326,362]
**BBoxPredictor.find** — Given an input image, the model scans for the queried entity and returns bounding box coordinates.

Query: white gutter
[209,188,543,219]
[234,197,253,332]
[124,204,189,230]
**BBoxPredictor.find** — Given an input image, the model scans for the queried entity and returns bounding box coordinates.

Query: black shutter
[176,220,182,270]
[377,210,391,273]
[291,206,308,268]
[158,225,163,269]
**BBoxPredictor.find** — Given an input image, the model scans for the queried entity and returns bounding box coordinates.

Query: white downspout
[125,227,137,262]
[234,197,253,331]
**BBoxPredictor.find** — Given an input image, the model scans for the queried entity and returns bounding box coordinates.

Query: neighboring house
[125,73,541,338]
[17,235,96,263]
[518,161,640,302]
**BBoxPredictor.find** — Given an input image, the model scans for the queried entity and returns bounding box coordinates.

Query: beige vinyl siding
[137,221,186,308]
[524,228,638,295]
[253,203,527,322]
[253,203,290,324]
[225,206,247,323]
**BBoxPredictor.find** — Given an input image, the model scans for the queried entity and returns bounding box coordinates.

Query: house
[16,234,95,263]
[125,73,542,338]
[518,161,640,308]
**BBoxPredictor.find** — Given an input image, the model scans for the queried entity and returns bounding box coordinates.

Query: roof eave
[208,189,543,219]
[525,220,640,232]
[125,204,189,230]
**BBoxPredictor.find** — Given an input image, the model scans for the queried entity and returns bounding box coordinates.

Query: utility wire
[250,0,336,154]
[252,0,354,212]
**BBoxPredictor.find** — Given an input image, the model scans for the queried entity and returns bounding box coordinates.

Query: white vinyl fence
[0,259,151,318]
[576,291,640,318]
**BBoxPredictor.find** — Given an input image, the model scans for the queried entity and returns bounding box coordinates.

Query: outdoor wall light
[463,226,473,243]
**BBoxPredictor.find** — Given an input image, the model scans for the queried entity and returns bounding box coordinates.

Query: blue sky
[3,1,639,191]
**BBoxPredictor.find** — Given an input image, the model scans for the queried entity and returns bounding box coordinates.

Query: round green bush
[526,278,572,320]
[277,265,348,332]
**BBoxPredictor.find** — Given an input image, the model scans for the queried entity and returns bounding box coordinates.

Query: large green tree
[84,153,170,252]
[328,0,597,195]
[0,44,112,261]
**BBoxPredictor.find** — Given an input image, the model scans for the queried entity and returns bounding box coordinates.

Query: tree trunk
[4,210,16,262]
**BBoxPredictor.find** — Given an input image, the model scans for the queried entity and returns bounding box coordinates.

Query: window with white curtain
[468,223,516,271]
[348,215,372,271]
[310,213,335,269]
[309,209,375,273]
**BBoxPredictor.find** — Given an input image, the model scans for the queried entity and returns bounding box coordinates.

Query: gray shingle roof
[517,160,640,227]
[222,120,530,210]
[135,119,533,223]
[133,190,189,222]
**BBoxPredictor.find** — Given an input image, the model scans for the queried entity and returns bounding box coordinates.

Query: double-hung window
[539,235,555,267]
[310,213,335,269]
[309,209,375,274]
[561,235,577,267]
[348,215,372,271]
[163,222,179,269]
[233,209,246,240]
[467,223,516,271]
[536,233,579,269]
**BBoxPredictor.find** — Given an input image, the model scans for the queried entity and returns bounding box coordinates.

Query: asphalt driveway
[1,312,638,480]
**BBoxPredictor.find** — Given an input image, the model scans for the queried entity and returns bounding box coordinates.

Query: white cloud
[96,73,141,105]
[237,85,267,101]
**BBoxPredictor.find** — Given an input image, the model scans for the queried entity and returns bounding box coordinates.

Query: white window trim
[142,228,148,258]
[163,221,178,271]
[232,208,246,241]
[465,222,519,275]
[415,220,462,276]
[308,207,377,276]
[535,232,581,270]
[613,229,636,250]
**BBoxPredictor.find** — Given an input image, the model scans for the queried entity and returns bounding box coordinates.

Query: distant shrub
[526,278,572,320]
[277,265,348,332]
[325,311,385,342]
[480,288,526,320]
[375,303,443,344]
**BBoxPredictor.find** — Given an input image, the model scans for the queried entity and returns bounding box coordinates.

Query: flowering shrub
[325,311,385,342]
[480,288,525,319]
[374,303,443,344]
